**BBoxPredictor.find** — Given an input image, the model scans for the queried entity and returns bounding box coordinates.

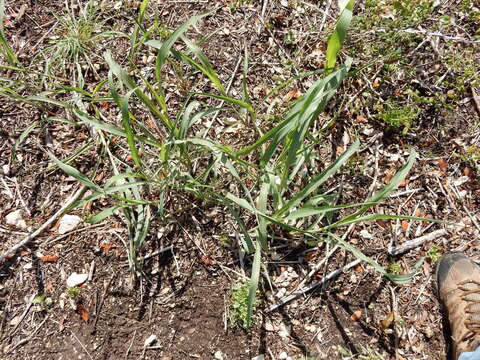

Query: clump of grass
[377,105,419,134]
[19,1,430,325]
[38,0,125,83]
[229,279,258,329]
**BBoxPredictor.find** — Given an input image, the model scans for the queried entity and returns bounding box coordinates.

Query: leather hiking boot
[437,252,480,359]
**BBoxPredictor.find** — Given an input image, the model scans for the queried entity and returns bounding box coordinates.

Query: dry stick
[298,223,356,289]
[0,185,86,262]
[9,316,48,352]
[267,259,361,313]
[91,273,115,335]
[387,229,448,256]
[472,86,480,115]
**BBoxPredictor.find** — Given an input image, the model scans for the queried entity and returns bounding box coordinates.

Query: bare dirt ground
[0,1,479,359]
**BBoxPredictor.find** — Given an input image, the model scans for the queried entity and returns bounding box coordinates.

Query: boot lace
[459,279,480,347]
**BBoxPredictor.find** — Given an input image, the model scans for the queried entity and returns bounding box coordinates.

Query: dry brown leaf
[351,310,362,321]
[376,219,389,229]
[100,242,116,255]
[76,305,90,322]
[438,158,448,172]
[354,114,368,124]
[282,88,301,103]
[200,255,215,265]
[40,255,60,263]
[353,264,363,274]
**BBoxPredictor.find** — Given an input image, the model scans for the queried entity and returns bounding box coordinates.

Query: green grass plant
[38,0,126,84]
[1,1,432,325]
[0,0,19,65]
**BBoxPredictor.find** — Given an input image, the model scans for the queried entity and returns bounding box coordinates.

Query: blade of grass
[247,243,261,328]
[325,0,355,72]
[0,0,19,65]
[275,140,359,217]
[108,73,142,169]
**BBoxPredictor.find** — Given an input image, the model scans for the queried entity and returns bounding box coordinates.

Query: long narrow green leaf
[11,121,39,163]
[325,0,355,71]
[45,151,102,192]
[104,51,173,130]
[235,60,351,158]
[72,108,162,147]
[0,0,19,65]
[247,244,261,328]
[339,150,417,223]
[257,179,269,250]
[275,140,359,217]
[154,11,211,78]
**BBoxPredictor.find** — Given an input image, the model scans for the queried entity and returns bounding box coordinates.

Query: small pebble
[58,214,82,234]
[144,334,157,347]
[66,272,88,287]
[5,210,27,230]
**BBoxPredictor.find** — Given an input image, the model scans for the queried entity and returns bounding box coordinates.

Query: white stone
[251,356,264,360]
[144,334,157,347]
[359,229,374,239]
[214,351,224,360]
[66,272,88,287]
[279,352,288,359]
[58,215,82,234]
[5,210,27,230]
[264,321,275,332]
[453,176,469,186]
[278,322,291,338]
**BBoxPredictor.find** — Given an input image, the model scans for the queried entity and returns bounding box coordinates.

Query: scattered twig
[261,0,268,21]
[125,329,136,359]
[71,331,94,360]
[388,229,448,256]
[298,223,355,289]
[471,86,480,117]
[389,285,399,360]
[0,185,87,261]
[449,183,480,232]
[13,175,31,216]
[91,273,115,335]
[267,259,361,313]
[0,177,14,199]
[9,294,35,338]
[9,316,48,353]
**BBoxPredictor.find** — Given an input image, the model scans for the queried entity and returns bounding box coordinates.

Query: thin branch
[387,229,448,256]
[0,185,86,261]
[267,259,361,313]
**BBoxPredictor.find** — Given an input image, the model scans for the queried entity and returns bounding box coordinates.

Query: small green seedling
[426,245,443,264]
[67,286,81,298]
[387,261,402,275]
[32,293,47,304]
[229,279,258,330]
